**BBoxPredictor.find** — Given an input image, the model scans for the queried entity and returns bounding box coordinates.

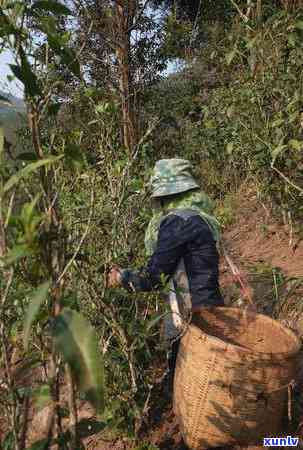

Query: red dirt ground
[223,186,303,278]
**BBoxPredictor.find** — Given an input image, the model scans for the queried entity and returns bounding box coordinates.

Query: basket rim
[189,307,301,358]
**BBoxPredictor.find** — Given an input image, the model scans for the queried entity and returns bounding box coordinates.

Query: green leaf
[26,439,48,450]
[36,15,57,34]
[2,2,23,9]
[0,10,18,38]
[226,142,234,155]
[226,49,236,66]
[286,158,293,168]
[271,144,287,165]
[23,282,50,350]
[146,313,168,331]
[2,156,62,193]
[134,444,159,450]
[61,294,80,311]
[46,34,80,77]
[20,194,42,233]
[289,139,302,150]
[0,22,17,37]
[131,177,144,193]
[31,0,72,16]
[95,103,110,114]
[295,20,303,31]
[16,152,38,161]
[7,1,25,17]
[3,431,15,450]
[84,87,97,98]
[226,105,234,119]
[9,48,41,97]
[52,308,105,414]
[10,64,23,82]
[271,118,284,128]
[60,48,80,78]
[3,243,32,265]
[46,33,64,53]
[246,36,258,49]
[287,32,298,47]
[204,119,216,129]
[32,384,51,410]
[22,194,40,219]
[64,143,85,170]
[47,102,61,116]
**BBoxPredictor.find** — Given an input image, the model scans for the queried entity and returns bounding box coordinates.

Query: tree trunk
[256,0,262,21]
[115,1,137,152]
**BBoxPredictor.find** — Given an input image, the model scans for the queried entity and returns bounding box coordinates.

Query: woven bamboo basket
[173,307,301,449]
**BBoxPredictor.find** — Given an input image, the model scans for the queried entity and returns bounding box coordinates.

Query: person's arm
[120,214,186,291]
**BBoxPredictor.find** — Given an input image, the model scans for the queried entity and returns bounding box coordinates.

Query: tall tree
[74,0,165,151]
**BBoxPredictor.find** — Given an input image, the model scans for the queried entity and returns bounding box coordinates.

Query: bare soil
[223,186,303,278]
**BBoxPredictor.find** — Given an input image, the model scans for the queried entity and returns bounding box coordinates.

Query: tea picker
[107,158,224,380]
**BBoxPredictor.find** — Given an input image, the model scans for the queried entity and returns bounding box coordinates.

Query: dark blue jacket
[121,209,224,309]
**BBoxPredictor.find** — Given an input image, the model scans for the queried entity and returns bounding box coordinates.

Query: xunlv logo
[263,436,299,447]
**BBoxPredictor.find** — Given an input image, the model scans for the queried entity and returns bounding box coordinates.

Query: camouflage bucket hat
[150,159,199,198]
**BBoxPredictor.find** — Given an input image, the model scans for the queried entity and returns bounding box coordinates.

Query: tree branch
[57,179,95,284]
[229,0,254,30]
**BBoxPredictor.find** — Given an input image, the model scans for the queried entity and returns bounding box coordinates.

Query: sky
[0,50,24,98]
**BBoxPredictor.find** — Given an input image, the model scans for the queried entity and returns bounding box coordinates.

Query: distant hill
[0,91,25,109]
[0,91,26,147]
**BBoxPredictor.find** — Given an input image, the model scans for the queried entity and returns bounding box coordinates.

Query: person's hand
[107,265,122,288]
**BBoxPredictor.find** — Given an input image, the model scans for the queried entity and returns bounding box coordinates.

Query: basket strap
[288,382,294,422]
[267,379,296,422]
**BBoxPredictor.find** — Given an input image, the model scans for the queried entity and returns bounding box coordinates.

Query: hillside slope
[0,90,26,146]
[222,187,303,283]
